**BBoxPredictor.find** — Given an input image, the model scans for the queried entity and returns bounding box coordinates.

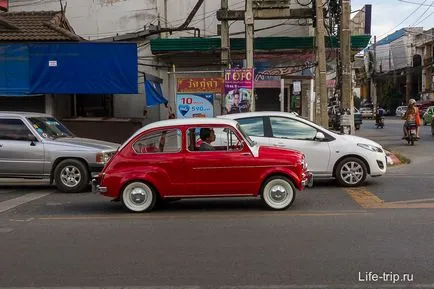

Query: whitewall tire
[261,176,296,210]
[121,182,156,213]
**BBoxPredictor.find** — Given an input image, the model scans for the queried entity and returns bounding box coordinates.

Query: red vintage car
[92,118,312,212]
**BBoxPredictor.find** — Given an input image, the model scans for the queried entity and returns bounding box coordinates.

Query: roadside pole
[245,0,255,111]
[315,0,328,127]
[340,0,354,134]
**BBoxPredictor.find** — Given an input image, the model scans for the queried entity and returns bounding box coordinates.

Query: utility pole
[340,0,354,134]
[220,0,230,67]
[245,0,255,111]
[217,1,314,114]
[314,48,320,123]
[370,35,377,109]
[315,0,328,127]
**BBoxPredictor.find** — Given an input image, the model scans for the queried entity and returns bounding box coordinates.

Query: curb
[384,150,402,166]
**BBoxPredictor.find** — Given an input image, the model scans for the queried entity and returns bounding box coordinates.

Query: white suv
[219,111,387,187]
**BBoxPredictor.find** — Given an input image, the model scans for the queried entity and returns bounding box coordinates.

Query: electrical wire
[398,0,434,6]
[412,12,434,26]
[377,0,429,39]
[409,0,434,27]
[160,0,245,28]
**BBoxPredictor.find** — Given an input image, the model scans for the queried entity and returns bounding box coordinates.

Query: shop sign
[177,77,224,93]
[224,68,254,114]
[176,93,214,119]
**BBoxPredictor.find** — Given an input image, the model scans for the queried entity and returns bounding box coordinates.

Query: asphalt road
[0,117,433,289]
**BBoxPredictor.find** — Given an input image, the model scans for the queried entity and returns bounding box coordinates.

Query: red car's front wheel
[261,176,296,210]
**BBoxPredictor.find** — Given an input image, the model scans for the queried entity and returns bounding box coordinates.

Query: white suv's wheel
[335,157,367,187]
[121,182,156,213]
[261,176,296,210]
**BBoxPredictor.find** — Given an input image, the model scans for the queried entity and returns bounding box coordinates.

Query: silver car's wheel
[54,159,89,193]
[335,157,367,187]
[121,182,156,213]
[261,176,296,210]
[60,166,81,188]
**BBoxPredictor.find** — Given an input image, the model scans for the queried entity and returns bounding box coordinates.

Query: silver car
[0,112,119,193]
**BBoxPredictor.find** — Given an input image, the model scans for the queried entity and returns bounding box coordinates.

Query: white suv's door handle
[274,143,285,147]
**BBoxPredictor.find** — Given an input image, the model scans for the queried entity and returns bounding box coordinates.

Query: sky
[352,0,434,41]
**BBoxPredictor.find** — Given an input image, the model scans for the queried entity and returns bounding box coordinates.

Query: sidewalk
[384,150,402,166]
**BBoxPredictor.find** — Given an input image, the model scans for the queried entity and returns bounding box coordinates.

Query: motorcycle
[375,114,384,128]
[405,121,418,146]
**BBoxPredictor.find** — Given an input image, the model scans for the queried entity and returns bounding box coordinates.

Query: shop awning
[0,44,31,96]
[150,35,371,54]
[145,80,168,106]
[0,43,138,96]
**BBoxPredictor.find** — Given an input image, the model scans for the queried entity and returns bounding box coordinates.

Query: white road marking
[0,228,13,233]
[0,192,53,213]
[9,217,34,222]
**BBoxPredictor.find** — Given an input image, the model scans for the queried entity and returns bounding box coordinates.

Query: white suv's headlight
[357,143,383,153]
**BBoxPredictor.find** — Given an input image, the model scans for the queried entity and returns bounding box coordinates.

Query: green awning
[151,35,371,54]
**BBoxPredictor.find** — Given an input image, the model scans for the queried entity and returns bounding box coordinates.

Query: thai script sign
[177,77,224,93]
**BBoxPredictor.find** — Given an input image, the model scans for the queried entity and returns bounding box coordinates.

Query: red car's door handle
[240,153,251,157]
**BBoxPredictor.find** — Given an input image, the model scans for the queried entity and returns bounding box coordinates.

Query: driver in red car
[199,128,216,151]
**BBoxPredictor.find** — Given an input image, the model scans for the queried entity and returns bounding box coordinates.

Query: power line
[377,0,429,39]
[160,0,244,27]
[414,11,434,25]
[409,0,434,27]
[397,0,434,6]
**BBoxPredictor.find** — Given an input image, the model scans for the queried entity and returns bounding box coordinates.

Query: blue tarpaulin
[145,80,167,106]
[0,42,138,96]
[0,45,31,96]
[29,43,138,94]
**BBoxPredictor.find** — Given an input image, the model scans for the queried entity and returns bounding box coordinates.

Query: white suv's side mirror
[315,132,325,141]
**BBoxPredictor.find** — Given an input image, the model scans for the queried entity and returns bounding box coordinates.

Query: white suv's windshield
[27,117,74,139]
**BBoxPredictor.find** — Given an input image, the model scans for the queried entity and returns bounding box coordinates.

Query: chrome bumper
[91,178,107,194]
[302,171,313,188]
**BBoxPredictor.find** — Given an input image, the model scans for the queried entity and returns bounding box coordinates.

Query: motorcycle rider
[402,99,420,140]
[375,105,385,126]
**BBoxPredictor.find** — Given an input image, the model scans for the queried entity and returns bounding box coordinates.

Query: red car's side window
[132,129,182,154]
[186,126,244,152]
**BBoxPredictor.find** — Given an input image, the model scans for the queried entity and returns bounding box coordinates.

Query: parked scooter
[405,121,418,146]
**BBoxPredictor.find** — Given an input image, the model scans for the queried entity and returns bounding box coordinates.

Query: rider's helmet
[409,98,416,105]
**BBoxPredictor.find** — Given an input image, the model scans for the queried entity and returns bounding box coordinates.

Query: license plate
[410,129,416,134]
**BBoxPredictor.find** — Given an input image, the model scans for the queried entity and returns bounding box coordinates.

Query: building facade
[10,0,314,122]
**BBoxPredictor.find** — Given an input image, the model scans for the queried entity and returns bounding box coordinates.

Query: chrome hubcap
[270,185,287,202]
[60,166,81,187]
[130,187,148,205]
